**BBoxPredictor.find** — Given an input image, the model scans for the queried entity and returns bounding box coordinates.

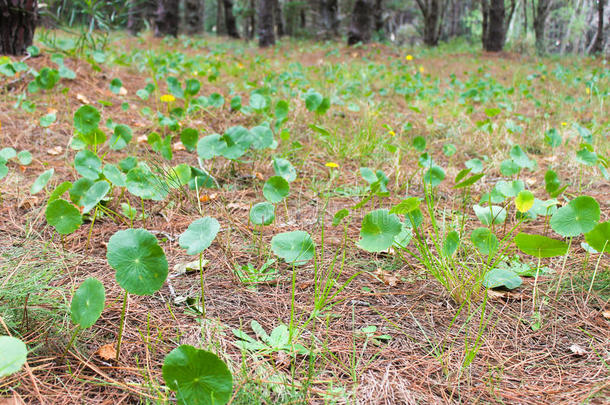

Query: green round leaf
[471,227,498,255]
[30,169,54,194]
[17,150,32,165]
[358,209,402,253]
[126,165,168,201]
[74,105,101,135]
[70,278,105,329]
[45,199,82,235]
[180,128,199,152]
[515,190,534,213]
[162,345,233,405]
[250,93,268,111]
[483,268,522,290]
[103,164,126,187]
[179,217,220,255]
[81,180,110,214]
[250,202,275,226]
[110,124,132,150]
[550,196,600,237]
[263,176,290,203]
[442,231,460,257]
[48,181,73,203]
[272,157,296,182]
[251,126,274,150]
[473,204,506,225]
[219,126,252,160]
[0,147,16,161]
[0,336,27,378]
[271,230,315,266]
[584,222,610,254]
[69,177,93,206]
[107,228,168,295]
[74,150,102,180]
[40,113,56,128]
[423,166,445,187]
[412,136,426,152]
[514,233,569,258]
[465,158,483,173]
[109,78,123,94]
[197,134,224,160]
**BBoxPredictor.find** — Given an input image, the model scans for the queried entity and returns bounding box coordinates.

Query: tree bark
[128,0,154,35]
[481,0,506,52]
[248,0,256,39]
[155,0,180,37]
[318,0,339,39]
[0,0,37,55]
[590,0,605,54]
[532,0,551,54]
[347,0,374,45]
[216,0,226,35]
[223,0,239,38]
[374,0,384,34]
[184,0,204,35]
[274,0,284,37]
[416,0,446,46]
[258,0,275,47]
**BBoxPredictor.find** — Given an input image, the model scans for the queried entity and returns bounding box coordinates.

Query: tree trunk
[274,0,284,37]
[591,0,605,54]
[248,0,256,39]
[223,0,239,38]
[374,0,384,34]
[347,0,374,45]
[416,0,447,47]
[482,0,506,52]
[216,0,226,35]
[258,0,275,47]
[319,0,339,39]
[184,0,204,35]
[532,0,550,54]
[155,0,180,37]
[128,0,154,35]
[0,0,37,55]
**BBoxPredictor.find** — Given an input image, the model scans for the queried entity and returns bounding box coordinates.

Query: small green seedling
[64,278,105,355]
[162,345,233,405]
[263,176,290,203]
[0,336,27,378]
[45,199,83,235]
[270,231,315,266]
[232,320,309,356]
[179,217,220,317]
[107,228,168,360]
[357,209,402,253]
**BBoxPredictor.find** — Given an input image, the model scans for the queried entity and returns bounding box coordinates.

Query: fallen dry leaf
[602,310,610,320]
[47,108,58,115]
[136,135,148,143]
[255,172,264,181]
[118,87,128,96]
[199,193,218,203]
[47,146,63,155]
[373,268,399,287]
[76,93,90,104]
[96,343,116,361]
[569,344,587,356]
[487,289,523,300]
[172,141,186,151]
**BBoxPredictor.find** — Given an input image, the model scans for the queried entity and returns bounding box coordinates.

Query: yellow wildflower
[325,162,339,168]
[419,66,425,73]
[561,122,568,126]
[388,130,396,137]
[160,94,176,103]
[405,54,413,61]
[586,87,590,95]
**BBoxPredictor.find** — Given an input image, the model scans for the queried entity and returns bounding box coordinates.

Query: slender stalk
[199,252,206,318]
[115,291,129,361]
[554,237,573,299]
[586,240,608,305]
[61,326,81,358]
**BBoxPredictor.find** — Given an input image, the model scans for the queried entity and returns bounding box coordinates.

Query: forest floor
[0,32,609,404]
